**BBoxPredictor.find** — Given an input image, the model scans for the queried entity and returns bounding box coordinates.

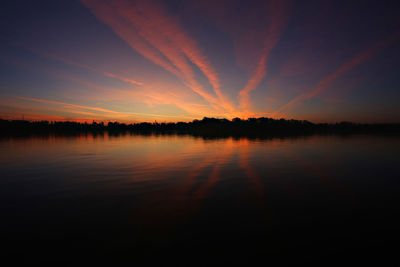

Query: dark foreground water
[1,133,399,265]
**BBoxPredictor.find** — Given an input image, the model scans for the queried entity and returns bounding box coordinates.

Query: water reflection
[1,133,399,264]
[282,148,356,201]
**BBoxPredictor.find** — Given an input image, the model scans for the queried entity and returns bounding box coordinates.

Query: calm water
[1,133,399,265]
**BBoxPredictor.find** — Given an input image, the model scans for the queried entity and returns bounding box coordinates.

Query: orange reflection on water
[121,138,238,230]
[3,133,382,250]
[191,142,235,200]
[237,139,264,201]
[116,137,269,243]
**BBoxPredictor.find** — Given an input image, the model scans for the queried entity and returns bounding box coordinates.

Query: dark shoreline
[1,117,400,139]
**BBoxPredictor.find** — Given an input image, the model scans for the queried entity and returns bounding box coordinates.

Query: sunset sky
[1,0,399,123]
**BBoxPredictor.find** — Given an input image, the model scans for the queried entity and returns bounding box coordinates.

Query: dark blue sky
[1,0,399,122]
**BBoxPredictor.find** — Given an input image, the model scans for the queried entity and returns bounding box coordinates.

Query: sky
[0,0,399,123]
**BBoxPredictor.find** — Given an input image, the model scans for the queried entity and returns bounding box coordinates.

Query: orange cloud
[44,70,216,119]
[2,51,212,120]
[274,32,400,117]
[0,101,108,122]
[102,71,142,86]
[81,0,237,115]
[11,96,195,121]
[17,96,119,114]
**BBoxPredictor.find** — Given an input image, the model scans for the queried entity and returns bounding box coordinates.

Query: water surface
[1,133,399,264]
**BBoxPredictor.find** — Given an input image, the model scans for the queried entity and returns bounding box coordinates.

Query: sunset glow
[1,0,399,122]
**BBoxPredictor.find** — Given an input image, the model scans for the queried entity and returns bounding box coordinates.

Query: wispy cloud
[17,96,119,114]
[11,95,194,120]
[45,52,144,86]
[81,0,236,114]
[5,40,144,87]
[238,0,290,111]
[274,32,400,117]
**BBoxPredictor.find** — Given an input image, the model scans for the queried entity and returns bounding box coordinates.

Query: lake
[1,133,399,265]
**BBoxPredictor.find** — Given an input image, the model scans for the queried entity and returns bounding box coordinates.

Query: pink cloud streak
[238,0,290,111]
[81,0,236,114]
[13,96,193,120]
[274,32,400,117]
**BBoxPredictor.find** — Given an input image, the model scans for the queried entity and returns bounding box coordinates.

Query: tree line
[1,117,399,137]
